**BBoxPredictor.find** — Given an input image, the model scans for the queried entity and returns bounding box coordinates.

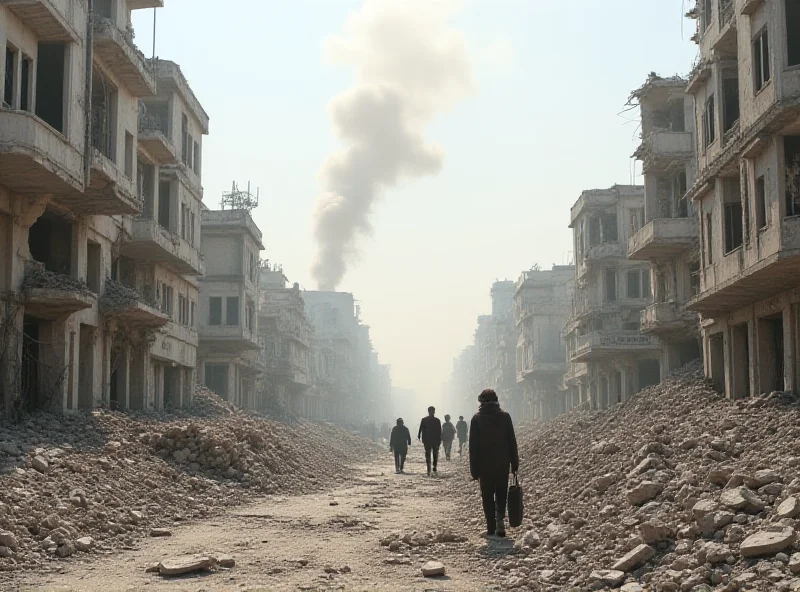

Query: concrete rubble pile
[21,265,92,294]
[0,386,377,574]
[453,362,800,591]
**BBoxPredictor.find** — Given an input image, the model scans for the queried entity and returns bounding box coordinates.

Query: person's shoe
[495,514,506,537]
[433,466,437,473]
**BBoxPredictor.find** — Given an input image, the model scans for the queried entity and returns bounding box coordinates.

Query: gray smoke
[312,0,473,290]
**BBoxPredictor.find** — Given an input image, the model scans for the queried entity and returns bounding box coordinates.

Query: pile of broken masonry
[0,386,378,575]
[453,361,800,591]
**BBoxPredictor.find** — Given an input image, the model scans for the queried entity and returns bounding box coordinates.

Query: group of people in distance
[388,388,519,538]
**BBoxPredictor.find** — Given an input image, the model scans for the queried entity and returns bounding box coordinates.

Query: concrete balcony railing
[22,262,95,320]
[63,149,143,215]
[572,330,661,363]
[92,18,156,96]
[137,111,177,164]
[563,362,588,385]
[99,278,168,329]
[200,324,260,352]
[0,0,82,42]
[641,301,698,336]
[120,218,205,275]
[128,0,163,8]
[0,110,84,195]
[634,131,694,172]
[628,217,698,260]
[584,241,624,262]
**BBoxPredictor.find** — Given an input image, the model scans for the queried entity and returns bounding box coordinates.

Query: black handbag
[507,473,523,528]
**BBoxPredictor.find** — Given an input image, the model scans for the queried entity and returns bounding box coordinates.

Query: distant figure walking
[469,389,519,538]
[456,415,468,456]
[441,414,456,461]
[389,418,411,474]
[418,406,442,477]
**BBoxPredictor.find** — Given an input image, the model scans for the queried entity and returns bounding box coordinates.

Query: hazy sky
[132,0,698,405]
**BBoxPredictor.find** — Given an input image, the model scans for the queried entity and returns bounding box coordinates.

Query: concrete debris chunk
[740,527,796,558]
[421,561,445,577]
[611,543,655,572]
[157,554,217,576]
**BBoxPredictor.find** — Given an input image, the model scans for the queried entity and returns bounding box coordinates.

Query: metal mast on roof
[220,181,259,212]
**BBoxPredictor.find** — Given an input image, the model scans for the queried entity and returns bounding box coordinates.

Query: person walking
[441,415,456,461]
[469,389,519,538]
[418,406,442,477]
[456,415,468,456]
[389,418,411,473]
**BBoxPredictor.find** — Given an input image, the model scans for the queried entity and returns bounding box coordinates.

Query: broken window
[629,208,644,236]
[160,284,173,317]
[722,77,740,134]
[29,211,72,276]
[209,296,222,325]
[785,136,800,217]
[753,28,771,93]
[4,45,15,107]
[676,171,688,217]
[788,0,800,67]
[20,56,31,112]
[626,271,641,299]
[226,296,240,326]
[689,261,701,296]
[180,203,187,240]
[755,175,767,229]
[94,0,113,19]
[703,95,716,148]
[706,212,714,265]
[91,68,116,158]
[181,113,188,165]
[36,43,66,133]
[605,269,617,303]
[86,241,101,293]
[642,269,651,299]
[588,216,600,247]
[124,131,133,179]
[600,213,618,243]
[178,294,188,325]
[723,178,743,253]
[158,181,171,228]
[741,164,751,244]
[190,300,196,327]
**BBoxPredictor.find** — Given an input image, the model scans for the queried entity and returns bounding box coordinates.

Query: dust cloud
[311,0,473,290]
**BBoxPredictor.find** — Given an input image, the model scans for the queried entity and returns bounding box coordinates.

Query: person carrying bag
[507,473,523,528]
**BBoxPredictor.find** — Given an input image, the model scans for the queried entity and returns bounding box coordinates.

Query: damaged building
[257,262,314,417]
[687,0,800,399]
[198,202,263,408]
[513,265,574,421]
[565,185,662,409]
[0,0,208,414]
[628,73,703,374]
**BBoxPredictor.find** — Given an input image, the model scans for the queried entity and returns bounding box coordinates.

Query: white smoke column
[312,0,473,290]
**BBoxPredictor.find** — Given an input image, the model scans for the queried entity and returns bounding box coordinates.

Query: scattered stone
[0,530,19,551]
[149,529,172,538]
[75,537,95,552]
[740,527,796,558]
[720,487,766,513]
[31,455,48,473]
[157,554,217,576]
[589,569,625,588]
[421,561,445,577]
[626,481,663,506]
[612,544,655,572]
[777,497,800,519]
[216,554,235,568]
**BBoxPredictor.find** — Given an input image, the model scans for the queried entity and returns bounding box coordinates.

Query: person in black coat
[389,418,411,473]
[456,415,468,456]
[469,388,519,537]
[418,406,442,476]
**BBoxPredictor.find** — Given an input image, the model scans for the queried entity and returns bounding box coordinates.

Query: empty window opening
[205,364,229,400]
[722,77,740,134]
[652,100,686,132]
[732,323,751,399]
[181,113,188,165]
[788,0,800,67]
[755,175,767,229]
[160,283,173,317]
[94,0,113,19]
[627,270,641,299]
[709,333,725,394]
[36,43,65,133]
[226,296,240,326]
[758,314,784,394]
[124,131,133,179]
[638,359,661,390]
[29,211,72,275]
[723,177,743,253]
[20,317,42,412]
[158,180,171,228]
[754,28,771,93]
[702,0,712,30]
[163,366,180,409]
[742,164,751,243]
[612,370,623,406]
[703,95,716,148]
[209,296,222,325]
[86,241,101,293]
[642,269,651,299]
[20,56,31,112]
[785,136,800,217]
[600,213,618,242]
[138,163,155,217]
[689,261,701,296]
[705,212,714,265]
[78,324,94,410]
[4,45,16,107]
[588,216,601,247]
[605,269,617,303]
[91,69,117,159]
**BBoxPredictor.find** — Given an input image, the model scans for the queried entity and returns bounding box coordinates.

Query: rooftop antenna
[220,181,259,212]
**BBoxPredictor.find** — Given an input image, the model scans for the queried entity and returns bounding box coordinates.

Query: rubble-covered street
[5,367,800,590]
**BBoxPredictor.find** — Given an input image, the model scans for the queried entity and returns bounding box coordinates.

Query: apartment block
[486,281,520,416]
[198,208,263,408]
[356,322,391,423]
[628,74,703,374]
[0,1,197,415]
[302,290,359,422]
[257,263,314,417]
[565,185,662,410]
[513,265,574,421]
[687,0,800,398]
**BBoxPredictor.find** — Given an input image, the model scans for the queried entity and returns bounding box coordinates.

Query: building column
[783,305,796,393]
[117,345,131,410]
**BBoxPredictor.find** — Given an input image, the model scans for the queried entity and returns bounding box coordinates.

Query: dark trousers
[423,442,439,472]
[458,438,466,454]
[480,475,509,531]
[394,451,406,471]
[443,440,453,460]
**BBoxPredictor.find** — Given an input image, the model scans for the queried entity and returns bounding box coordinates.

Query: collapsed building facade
[514,265,574,421]
[565,185,662,410]
[0,0,209,415]
[687,0,800,399]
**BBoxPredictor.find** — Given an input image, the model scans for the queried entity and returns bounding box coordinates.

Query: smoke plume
[311,0,473,290]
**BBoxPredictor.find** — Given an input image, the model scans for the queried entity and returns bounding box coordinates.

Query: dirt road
[15,448,508,592]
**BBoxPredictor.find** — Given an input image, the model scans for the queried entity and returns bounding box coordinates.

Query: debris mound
[452,361,800,590]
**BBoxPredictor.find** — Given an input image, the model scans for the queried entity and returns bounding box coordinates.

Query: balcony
[712,0,737,56]
[0,0,81,42]
[0,111,84,195]
[520,359,566,381]
[584,241,624,262]
[200,325,261,354]
[22,264,95,320]
[128,0,163,7]
[92,18,156,96]
[572,330,661,362]
[634,131,694,173]
[99,279,168,329]
[628,218,698,260]
[563,362,588,385]
[119,218,204,275]
[641,302,698,336]
[60,150,142,215]
[138,111,177,164]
